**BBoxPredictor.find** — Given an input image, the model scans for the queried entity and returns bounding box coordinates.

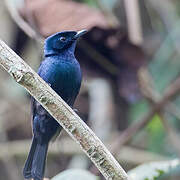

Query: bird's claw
[73,108,78,113]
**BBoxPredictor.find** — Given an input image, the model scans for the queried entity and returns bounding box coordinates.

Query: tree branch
[0,138,168,164]
[138,67,180,156]
[4,0,39,40]
[111,68,180,153]
[0,39,129,180]
[124,0,143,45]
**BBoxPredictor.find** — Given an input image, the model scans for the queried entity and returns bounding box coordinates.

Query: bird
[23,29,87,180]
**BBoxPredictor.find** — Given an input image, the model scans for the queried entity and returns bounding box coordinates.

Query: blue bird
[23,30,87,180]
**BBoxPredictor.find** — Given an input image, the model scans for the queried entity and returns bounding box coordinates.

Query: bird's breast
[38,57,82,105]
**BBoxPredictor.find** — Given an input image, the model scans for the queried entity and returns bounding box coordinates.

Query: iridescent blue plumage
[23,30,86,180]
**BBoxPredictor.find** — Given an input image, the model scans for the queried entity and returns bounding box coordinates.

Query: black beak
[73,29,87,39]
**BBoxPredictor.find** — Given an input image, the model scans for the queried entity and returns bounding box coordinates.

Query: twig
[111,73,180,154]
[123,0,143,45]
[166,103,180,121]
[79,40,119,76]
[88,78,116,175]
[4,0,40,40]
[159,112,180,157]
[0,39,129,179]
[88,78,115,141]
[146,0,180,59]
[138,67,180,156]
[23,0,43,39]
[147,0,178,33]
[139,67,180,120]
[0,138,169,164]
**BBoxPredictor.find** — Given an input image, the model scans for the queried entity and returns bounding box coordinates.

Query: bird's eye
[60,37,66,42]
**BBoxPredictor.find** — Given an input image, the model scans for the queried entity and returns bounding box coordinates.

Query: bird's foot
[73,108,78,113]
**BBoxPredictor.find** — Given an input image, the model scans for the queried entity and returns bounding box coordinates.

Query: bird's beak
[73,29,87,39]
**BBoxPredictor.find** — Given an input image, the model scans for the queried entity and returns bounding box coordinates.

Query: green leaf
[52,169,99,180]
[128,159,180,180]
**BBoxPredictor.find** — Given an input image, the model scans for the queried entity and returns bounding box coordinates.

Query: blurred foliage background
[1,0,180,179]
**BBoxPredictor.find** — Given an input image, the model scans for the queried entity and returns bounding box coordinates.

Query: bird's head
[44,30,87,56]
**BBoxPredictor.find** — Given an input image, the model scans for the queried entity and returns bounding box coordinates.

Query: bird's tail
[23,137,37,178]
[23,137,48,180]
